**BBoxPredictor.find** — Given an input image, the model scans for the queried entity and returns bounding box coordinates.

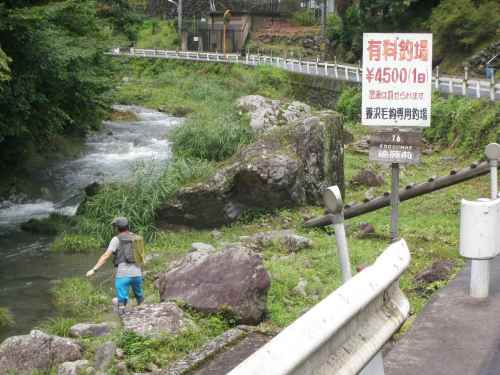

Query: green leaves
[0,0,115,170]
[430,0,500,58]
[0,47,11,83]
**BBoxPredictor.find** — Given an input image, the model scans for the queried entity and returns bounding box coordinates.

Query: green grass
[0,307,14,330]
[118,313,229,372]
[38,317,78,337]
[51,278,111,319]
[136,20,179,50]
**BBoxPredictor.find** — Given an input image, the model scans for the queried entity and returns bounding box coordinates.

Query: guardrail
[108,48,500,101]
[228,239,411,375]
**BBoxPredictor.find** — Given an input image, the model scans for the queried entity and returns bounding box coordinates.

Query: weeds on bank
[0,307,14,330]
[51,278,110,319]
[118,313,229,372]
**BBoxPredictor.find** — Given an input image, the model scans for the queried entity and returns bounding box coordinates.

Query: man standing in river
[86,217,144,314]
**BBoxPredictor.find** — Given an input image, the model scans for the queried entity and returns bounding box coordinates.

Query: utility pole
[320,0,326,38]
[167,0,183,35]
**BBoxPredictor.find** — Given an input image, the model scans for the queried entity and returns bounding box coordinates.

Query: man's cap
[111,217,129,227]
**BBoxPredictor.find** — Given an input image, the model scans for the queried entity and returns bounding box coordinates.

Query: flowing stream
[0,106,180,339]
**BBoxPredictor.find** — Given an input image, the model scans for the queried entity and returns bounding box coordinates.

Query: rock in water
[156,111,343,228]
[121,303,193,338]
[157,245,271,324]
[0,330,82,374]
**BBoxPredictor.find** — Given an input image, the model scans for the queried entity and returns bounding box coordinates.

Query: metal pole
[470,260,490,298]
[492,159,498,199]
[331,216,352,283]
[486,143,500,199]
[325,186,384,375]
[391,163,400,242]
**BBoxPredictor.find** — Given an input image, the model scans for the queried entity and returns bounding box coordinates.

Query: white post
[463,66,468,96]
[325,63,328,76]
[334,56,338,78]
[470,260,490,298]
[448,79,453,94]
[476,81,481,98]
[360,352,385,375]
[324,186,385,375]
[345,66,349,80]
[485,143,500,199]
[332,220,352,283]
[490,73,496,101]
[435,65,440,90]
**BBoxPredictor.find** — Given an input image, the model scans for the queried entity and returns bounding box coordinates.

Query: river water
[0,106,180,338]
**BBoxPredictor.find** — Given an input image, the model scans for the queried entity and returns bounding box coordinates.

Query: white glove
[86,269,96,277]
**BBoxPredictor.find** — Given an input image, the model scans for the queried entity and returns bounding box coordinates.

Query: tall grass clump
[51,278,110,318]
[76,158,216,243]
[38,317,78,337]
[170,112,253,161]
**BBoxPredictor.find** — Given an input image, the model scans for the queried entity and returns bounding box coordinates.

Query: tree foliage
[430,0,500,59]
[0,0,118,169]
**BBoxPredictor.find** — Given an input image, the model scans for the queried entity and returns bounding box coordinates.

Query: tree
[0,0,113,169]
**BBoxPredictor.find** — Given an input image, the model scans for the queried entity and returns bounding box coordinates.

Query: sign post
[362,33,433,242]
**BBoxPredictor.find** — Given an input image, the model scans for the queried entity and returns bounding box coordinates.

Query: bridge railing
[228,239,411,375]
[108,48,499,101]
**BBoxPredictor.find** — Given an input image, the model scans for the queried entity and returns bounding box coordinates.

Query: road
[385,256,500,375]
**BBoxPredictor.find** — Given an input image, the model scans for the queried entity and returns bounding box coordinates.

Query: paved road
[385,256,500,375]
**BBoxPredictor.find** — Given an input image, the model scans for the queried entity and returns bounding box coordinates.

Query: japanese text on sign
[362,33,432,127]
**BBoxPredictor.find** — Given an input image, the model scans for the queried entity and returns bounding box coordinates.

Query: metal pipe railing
[304,161,497,228]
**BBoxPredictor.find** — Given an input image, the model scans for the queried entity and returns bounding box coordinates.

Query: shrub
[326,14,343,43]
[136,20,179,50]
[291,9,319,26]
[51,278,110,318]
[430,0,500,58]
[170,113,253,162]
[336,87,361,123]
[254,65,292,98]
[424,95,500,155]
[0,307,14,330]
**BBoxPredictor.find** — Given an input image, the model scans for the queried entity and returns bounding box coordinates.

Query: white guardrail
[108,48,500,101]
[228,239,411,375]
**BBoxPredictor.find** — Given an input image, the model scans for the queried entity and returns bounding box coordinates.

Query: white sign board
[362,33,433,127]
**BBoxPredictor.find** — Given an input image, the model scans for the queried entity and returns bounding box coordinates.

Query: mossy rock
[20,214,75,235]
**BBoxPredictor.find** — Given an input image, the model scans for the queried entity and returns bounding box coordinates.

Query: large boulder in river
[157,244,271,324]
[0,330,82,374]
[237,95,312,133]
[156,111,344,228]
